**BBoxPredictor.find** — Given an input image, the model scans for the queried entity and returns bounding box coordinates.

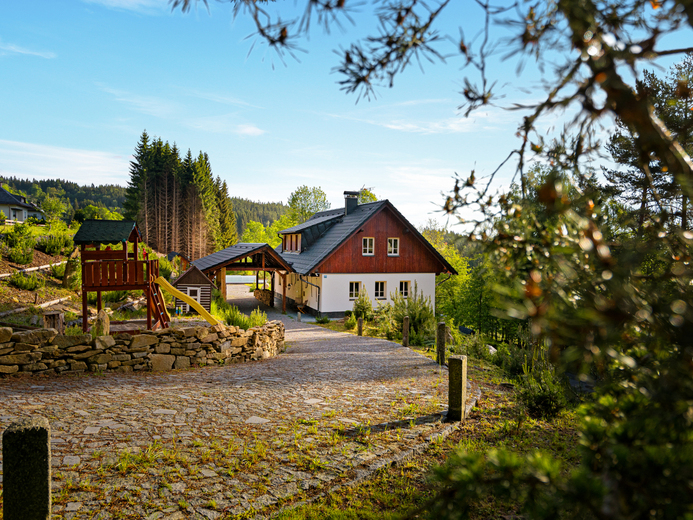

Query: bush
[345,314,357,330]
[50,262,66,279]
[210,289,266,329]
[391,282,435,346]
[344,310,352,317]
[373,302,399,340]
[517,367,567,419]
[0,210,5,225]
[35,234,73,256]
[352,287,372,320]
[315,315,331,324]
[8,271,44,291]
[87,290,130,304]
[4,222,35,265]
[158,256,173,280]
[454,333,493,361]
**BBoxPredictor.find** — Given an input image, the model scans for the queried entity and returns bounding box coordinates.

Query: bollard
[402,316,410,348]
[3,417,51,520]
[357,317,363,336]
[447,355,468,422]
[436,321,446,365]
[297,312,301,322]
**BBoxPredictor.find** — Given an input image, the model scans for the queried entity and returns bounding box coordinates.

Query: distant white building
[0,186,44,222]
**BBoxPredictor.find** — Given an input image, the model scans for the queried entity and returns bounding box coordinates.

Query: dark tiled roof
[0,187,34,209]
[277,201,386,274]
[276,200,458,276]
[172,265,215,287]
[73,220,140,245]
[193,243,293,273]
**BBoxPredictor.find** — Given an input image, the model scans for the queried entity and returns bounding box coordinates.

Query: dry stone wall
[0,321,285,377]
[253,288,273,307]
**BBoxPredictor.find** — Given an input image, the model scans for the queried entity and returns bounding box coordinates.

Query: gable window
[388,237,400,256]
[284,233,301,253]
[362,237,374,256]
[374,281,386,299]
[349,281,361,300]
[399,281,409,298]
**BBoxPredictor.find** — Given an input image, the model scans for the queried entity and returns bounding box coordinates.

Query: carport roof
[193,243,294,273]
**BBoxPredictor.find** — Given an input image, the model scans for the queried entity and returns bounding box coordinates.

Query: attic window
[284,233,301,253]
[387,237,399,256]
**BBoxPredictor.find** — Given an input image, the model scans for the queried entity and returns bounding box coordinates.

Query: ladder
[149,282,171,330]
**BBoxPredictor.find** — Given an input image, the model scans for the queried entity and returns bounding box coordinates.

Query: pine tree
[216,178,237,249]
[123,130,150,224]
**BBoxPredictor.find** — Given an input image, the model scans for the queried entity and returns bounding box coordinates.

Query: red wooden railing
[82,259,158,290]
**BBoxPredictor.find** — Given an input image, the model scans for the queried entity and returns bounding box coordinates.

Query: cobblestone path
[0,294,473,519]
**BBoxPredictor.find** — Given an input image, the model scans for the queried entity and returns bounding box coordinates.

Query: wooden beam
[282,272,287,313]
[220,266,227,299]
[270,271,275,307]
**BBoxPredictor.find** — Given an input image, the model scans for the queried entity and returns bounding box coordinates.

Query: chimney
[344,191,359,215]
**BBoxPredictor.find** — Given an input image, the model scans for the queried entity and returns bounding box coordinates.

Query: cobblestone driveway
[0,290,473,519]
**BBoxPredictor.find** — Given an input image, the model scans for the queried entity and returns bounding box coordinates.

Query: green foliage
[344,314,357,330]
[231,197,289,238]
[391,282,435,346]
[314,315,331,324]
[241,213,299,247]
[3,222,35,265]
[517,367,567,419]
[287,185,330,224]
[0,210,6,224]
[35,233,73,256]
[8,271,44,290]
[158,256,173,280]
[50,262,66,278]
[352,287,372,320]
[358,188,378,203]
[74,204,123,222]
[210,290,266,330]
[87,290,130,304]
[373,302,398,340]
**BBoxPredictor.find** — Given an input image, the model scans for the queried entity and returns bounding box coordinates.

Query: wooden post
[402,316,410,348]
[3,417,51,520]
[220,266,227,299]
[97,291,102,312]
[43,311,64,334]
[146,284,152,331]
[270,272,275,307]
[81,245,88,333]
[447,355,468,422]
[436,322,446,365]
[358,317,363,336]
[255,271,259,290]
[282,273,287,313]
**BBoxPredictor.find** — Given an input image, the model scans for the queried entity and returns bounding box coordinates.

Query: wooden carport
[192,243,295,312]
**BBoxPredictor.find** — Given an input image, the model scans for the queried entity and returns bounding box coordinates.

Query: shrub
[345,314,357,330]
[35,234,73,256]
[373,302,398,340]
[62,258,81,290]
[0,210,5,225]
[344,310,352,317]
[211,289,266,329]
[352,287,373,320]
[454,333,493,361]
[315,315,331,324]
[391,282,435,346]
[8,271,44,291]
[65,325,82,336]
[158,256,173,280]
[517,367,567,419]
[50,262,66,279]
[4,222,35,265]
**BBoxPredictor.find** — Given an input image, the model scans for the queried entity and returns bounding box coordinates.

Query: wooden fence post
[3,417,51,520]
[436,322,446,365]
[447,355,468,421]
[402,316,409,348]
[357,317,363,336]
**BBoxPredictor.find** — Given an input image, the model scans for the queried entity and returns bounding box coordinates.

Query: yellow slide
[154,276,220,326]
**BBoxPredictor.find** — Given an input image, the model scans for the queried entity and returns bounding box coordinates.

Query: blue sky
[1,1,691,228]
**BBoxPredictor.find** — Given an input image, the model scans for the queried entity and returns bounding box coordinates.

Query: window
[399,281,409,298]
[374,281,386,299]
[388,237,400,256]
[284,233,301,253]
[349,281,361,299]
[362,237,374,256]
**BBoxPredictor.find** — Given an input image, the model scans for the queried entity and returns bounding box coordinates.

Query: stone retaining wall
[253,289,273,306]
[0,321,285,377]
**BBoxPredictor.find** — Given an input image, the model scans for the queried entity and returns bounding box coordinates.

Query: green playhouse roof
[73,219,140,245]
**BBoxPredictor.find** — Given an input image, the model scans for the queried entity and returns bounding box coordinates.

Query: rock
[72,350,102,360]
[112,354,131,361]
[22,363,48,372]
[38,346,60,358]
[94,335,116,349]
[230,337,246,348]
[53,335,93,348]
[0,365,19,374]
[70,361,88,371]
[199,333,218,343]
[155,344,171,354]
[12,329,57,346]
[174,356,190,370]
[150,354,175,371]
[107,361,121,369]
[0,327,12,343]
[14,343,39,352]
[0,353,37,365]
[0,346,14,356]
[87,353,112,364]
[130,335,158,349]
[115,365,133,373]
[92,309,110,337]
[66,344,92,353]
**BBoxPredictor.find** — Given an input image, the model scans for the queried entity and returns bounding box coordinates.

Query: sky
[1,1,692,229]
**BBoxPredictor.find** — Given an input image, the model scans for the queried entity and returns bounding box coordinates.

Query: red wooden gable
[316,205,451,274]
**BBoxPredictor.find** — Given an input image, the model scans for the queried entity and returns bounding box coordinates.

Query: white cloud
[98,85,179,118]
[235,124,264,136]
[0,140,129,186]
[183,89,264,109]
[184,113,265,136]
[0,41,56,59]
